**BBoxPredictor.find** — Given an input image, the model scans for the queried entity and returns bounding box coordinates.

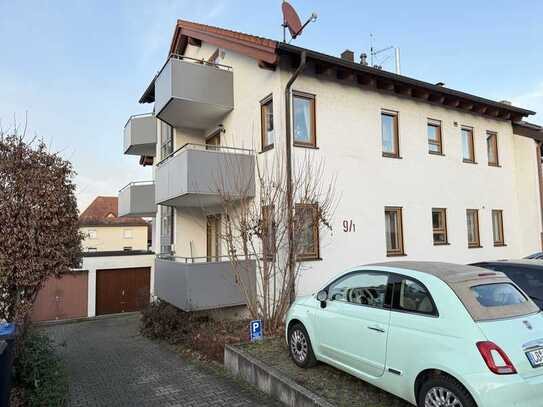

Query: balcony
[154,55,234,130]
[123,113,157,156]
[154,257,256,312]
[155,144,255,208]
[118,181,156,217]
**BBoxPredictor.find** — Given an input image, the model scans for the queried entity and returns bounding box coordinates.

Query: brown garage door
[32,271,88,322]
[96,267,150,316]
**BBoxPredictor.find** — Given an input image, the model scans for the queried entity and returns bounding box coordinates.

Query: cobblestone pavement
[42,314,282,407]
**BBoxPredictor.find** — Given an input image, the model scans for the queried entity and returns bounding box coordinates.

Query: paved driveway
[43,314,281,407]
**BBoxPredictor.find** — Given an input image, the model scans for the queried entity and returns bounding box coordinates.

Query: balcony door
[205,130,221,150]
[206,214,221,262]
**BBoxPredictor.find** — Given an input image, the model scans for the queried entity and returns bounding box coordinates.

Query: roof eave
[278,43,535,120]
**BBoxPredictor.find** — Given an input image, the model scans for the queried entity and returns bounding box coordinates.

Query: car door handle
[368,326,385,333]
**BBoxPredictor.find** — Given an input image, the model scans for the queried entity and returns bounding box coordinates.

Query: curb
[33,312,140,327]
[224,343,335,407]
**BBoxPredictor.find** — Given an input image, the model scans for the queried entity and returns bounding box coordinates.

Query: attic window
[106,213,115,218]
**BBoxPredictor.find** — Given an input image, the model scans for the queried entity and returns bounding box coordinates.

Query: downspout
[285,50,307,304]
[537,141,543,250]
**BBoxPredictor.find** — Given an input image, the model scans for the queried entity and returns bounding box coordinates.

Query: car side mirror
[317,290,328,308]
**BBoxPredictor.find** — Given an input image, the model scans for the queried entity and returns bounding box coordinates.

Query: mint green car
[286,262,543,407]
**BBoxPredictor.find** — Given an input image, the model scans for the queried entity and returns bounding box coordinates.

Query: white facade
[150,38,541,298]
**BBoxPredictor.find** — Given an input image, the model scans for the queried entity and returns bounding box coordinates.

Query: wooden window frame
[466,209,481,248]
[432,208,449,245]
[260,94,274,152]
[295,203,320,261]
[381,110,400,158]
[492,209,505,246]
[461,126,476,164]
[487,131,500,167]
[385,206,405,256]
[427,119,443,155]
[262,205,276,260]
[292,90,317,148]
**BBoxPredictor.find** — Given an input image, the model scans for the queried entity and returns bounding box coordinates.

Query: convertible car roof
[372,261,503,283]
[372,261,540,321]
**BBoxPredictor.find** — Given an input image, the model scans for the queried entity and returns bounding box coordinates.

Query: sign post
[250,319,263,342]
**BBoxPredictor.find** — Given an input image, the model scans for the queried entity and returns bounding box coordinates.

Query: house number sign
[343,220,356,232]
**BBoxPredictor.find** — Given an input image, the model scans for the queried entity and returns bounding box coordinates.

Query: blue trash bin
[0,323,16,407]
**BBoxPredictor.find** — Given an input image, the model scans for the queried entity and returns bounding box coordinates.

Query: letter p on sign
[250,319,263,342]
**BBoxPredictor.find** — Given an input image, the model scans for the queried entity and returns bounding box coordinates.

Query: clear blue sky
[1,0,541,211]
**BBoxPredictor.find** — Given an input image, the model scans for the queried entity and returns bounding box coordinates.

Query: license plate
[526,348,543,368]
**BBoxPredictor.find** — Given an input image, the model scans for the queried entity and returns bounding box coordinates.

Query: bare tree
[214,149,336,335]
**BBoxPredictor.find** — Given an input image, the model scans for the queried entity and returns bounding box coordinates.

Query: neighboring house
[79,196,149,252]
[119,20,543,313]
[31,196,155,322]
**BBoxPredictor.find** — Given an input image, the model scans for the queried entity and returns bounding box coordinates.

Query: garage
[96,267,151,316]
[32,271,89,322]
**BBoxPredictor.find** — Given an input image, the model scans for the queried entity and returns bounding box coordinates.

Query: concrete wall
[80,225,148,252]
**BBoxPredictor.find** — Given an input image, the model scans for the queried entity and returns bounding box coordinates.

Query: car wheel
[288,323,317,368]
[418,375,476,407]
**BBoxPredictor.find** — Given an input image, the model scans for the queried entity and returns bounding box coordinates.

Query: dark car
[472,259,543,309]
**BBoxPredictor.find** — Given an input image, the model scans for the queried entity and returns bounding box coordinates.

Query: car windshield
[471,283,527,307]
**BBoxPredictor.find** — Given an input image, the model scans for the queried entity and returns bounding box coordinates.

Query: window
[88,229,97,240]
[471,283,527,307]
[160,206,174,255]
[466,209,481,248]
[160,121,173,160]
[123,229,133,239]
[260,95,274,151]
[393,278,437,316]
[296,203,319,260]
[461,126,475,163]
[381,110,399,158]
[328,272,389,308]
[206,215,222,262]
[293,91,316,147]
[123,246,133,251]
[427,119,443,155]
[432,208,448,245]
[492,209,505,246]
[487,131,499,166]
[262,205,276,260]
[385,207,404,256]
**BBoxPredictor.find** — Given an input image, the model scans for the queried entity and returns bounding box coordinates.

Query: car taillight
[477,341,517,375]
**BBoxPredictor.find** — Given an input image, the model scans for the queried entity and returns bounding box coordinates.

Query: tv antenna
[281,1,318,43]
[369,33,401,74]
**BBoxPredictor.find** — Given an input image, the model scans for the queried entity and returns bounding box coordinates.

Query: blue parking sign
[250,319,263,342]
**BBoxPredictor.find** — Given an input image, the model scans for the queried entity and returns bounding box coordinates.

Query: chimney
[341,49,354,62]
[499,100,512,105]
[360,53,368,66]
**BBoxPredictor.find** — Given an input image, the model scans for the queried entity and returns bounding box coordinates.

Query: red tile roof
[79,196,148,227]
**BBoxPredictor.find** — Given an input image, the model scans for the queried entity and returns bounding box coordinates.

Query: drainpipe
[537,141,543,250]
[285,51,307,304]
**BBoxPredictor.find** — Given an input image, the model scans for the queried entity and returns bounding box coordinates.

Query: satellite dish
[282,2,302,38]
[281,1,317,42]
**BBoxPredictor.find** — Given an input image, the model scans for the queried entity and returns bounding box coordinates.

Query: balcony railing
[123,113,157,156]
[118,181,156,217]
[154,256,256,312]
[154,54,234,130]
[155,143,255,208]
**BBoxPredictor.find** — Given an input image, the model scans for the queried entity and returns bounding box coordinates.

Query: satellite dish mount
[281,1,317,42]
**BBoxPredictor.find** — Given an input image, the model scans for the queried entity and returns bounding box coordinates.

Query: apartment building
[119,20,543,312]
